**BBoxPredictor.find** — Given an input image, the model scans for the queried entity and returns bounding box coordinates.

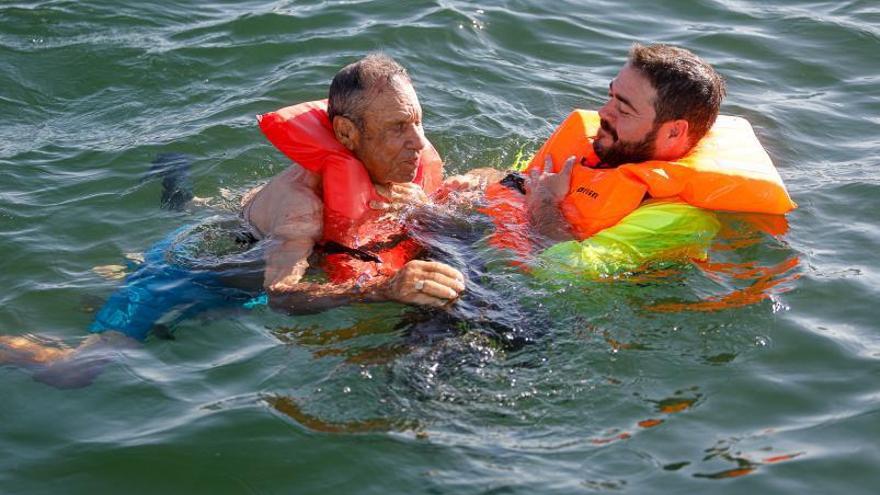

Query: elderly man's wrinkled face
[351,78,429,185]
[594,64,661,167]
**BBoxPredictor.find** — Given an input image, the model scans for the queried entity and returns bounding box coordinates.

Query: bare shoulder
[244,165,323,240]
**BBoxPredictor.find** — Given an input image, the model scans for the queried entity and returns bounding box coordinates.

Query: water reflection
[693,436,804,480]
[262,198,803,486]
[648,213,800,313]
[266,394,417,434]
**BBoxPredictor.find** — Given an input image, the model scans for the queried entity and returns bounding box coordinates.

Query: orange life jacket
[524,110,796,239]
[258,99,443,282]
[484,110,796,258]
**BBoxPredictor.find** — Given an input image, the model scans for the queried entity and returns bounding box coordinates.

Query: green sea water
[2,1,879,493]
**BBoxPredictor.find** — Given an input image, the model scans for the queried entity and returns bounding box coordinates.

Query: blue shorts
[89,222,264,341]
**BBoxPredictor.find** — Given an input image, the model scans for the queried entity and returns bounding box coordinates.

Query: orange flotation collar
[526,110,796,239]
[258,99,443,282]
[484,110,796,258]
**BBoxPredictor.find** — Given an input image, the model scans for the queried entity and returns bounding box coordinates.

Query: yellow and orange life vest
[258,99,443,282]
[484,109,796,258]
[529,110,796,238]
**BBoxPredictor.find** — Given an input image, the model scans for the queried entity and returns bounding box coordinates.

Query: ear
[332,116,360,152]
[654,119,692,161]
[665,119,689,142]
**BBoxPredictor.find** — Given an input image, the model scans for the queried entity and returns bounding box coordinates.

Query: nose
[598,99,614,124]
[405,123,428,151]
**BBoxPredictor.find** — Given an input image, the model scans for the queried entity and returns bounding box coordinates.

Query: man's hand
[268,259,465,314]
[370,183,430,211]
[381,260,465,307]
[523,155,577,242]
[524,155,576,206]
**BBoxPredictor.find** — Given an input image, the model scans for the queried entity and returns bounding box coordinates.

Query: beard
[593,119,659,167]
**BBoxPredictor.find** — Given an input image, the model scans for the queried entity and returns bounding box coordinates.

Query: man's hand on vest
[380,260,465,307]
[524,155,576,242]
[525,155,576,204]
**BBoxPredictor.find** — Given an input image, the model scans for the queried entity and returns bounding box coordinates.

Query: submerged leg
[89,247,242,341]
[0,335,74,366]
[0,332,134,389]
[31,332,137,389]
[0,228,250,388]
[148,152,194,211]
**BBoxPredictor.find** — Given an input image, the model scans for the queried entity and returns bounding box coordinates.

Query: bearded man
[524,43,726,240]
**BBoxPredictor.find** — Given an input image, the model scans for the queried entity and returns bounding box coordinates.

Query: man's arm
[524,156,577,243]
[259,182,465,314]
[268,260,465,315]
[443,167,507,191]
[258,182,324,292]
[527,194,573,243]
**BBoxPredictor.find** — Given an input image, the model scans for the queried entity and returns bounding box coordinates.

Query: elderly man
[0,54,468,385]
[244,53,466,313]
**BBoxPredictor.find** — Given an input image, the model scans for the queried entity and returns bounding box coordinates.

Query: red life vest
[258,99,443,283]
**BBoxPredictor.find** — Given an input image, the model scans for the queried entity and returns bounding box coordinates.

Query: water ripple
[2,1,880,493]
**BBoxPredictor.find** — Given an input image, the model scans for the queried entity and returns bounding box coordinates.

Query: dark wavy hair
[629,44,726,145]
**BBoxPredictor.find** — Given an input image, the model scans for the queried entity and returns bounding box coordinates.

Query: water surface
[1,1,879,493]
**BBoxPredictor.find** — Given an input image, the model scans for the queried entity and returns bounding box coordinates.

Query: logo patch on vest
[575,186,599,199]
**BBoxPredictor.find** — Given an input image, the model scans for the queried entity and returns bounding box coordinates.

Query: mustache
[600,118,618,141]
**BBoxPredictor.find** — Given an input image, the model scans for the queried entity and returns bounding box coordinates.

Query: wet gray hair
[327,53,411,128]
